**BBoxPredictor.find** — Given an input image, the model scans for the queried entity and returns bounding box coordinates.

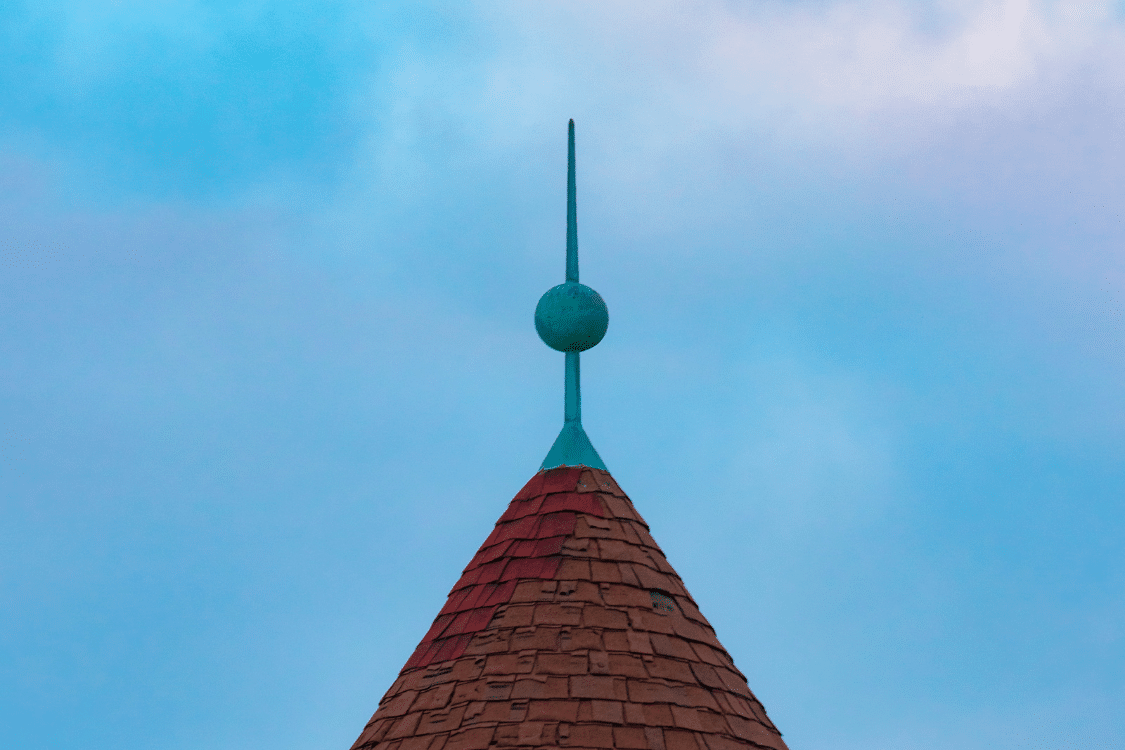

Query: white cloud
[472,0,1125,142]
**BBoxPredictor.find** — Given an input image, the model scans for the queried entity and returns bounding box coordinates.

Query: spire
[566,119,579,284]
[534,120,610,471]
[345,120,791,750]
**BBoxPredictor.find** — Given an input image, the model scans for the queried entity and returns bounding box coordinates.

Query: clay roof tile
[562,536,595,557]
[506,581,548,605]
[431,635,472,664]
[556,558,592,581]
[613,725,649,749]
[669,705,704,732]
[575,470,600,493]
[470,560,507,586]
[385,712,422,740]
[644,727,667,750]
[537,652,589,675]
[581,606,628,630]
[616,521,644,546]
[532,602,583,627]
[590,561,622,583]
[633,563,679,593]
[600,494,643,523]
[497,497,543,523]
[570,674,628,701]
[640,703,675,726]
[417,704,467,735]
[411,684,455,712]
[600,629,630,651]
[694,711,730,735]
[646,656,699,684]
[480,581,518,608]
[513,473,546,501]
[441,727,494,750]
[500,557,554,581]
[687,663,724,691]
[699,733,745,750]
[725,716,789,750]
[532,535,567,557]
[540,467,584,495]
[606,653,648,679]
[511,675,569,700]
[564,723,615,748]
[558,627,603,651]
[536,512,578,538]
[648,634,698,662]
[662,728,701,750]
[398,733,435,750]
[587,469,624,496]
[528,699,580,722]
[490,515,541,544]
[541,492,606,517]
[627,608,676,636]
[462,630,509,657]
[376,691,418,718]
[492,605,534,629]
[600,584,650,610]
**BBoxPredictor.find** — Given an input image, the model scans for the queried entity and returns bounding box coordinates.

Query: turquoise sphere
[535,282,609,352]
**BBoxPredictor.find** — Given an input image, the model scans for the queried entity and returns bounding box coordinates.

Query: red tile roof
[350,468,788,750]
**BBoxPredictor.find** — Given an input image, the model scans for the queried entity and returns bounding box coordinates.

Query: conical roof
[348,121,788,750]
[348,466,788,750]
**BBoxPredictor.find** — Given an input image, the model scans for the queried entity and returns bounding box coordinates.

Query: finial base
[540,421,607,471]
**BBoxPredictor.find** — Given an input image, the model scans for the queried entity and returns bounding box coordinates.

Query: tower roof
[346,122,787,750]
[349,467,787,750]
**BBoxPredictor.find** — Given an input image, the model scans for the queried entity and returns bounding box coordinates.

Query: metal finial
[567,119,578,284]
[534,120,609,471]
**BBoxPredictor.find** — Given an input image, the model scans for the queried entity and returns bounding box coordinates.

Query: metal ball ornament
[535,281,609,352]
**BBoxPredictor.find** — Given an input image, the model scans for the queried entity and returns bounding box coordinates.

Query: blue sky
[1,1,1122,748]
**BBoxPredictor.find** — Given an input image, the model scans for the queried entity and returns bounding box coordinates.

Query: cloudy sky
[2,1,1123,748]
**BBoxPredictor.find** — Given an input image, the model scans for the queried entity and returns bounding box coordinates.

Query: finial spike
[535,119,608,472]
[566,119,578,283]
